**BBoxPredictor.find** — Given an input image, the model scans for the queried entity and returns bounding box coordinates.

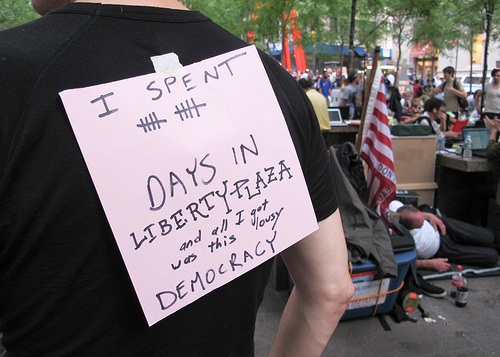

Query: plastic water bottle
[464,135,472,159]
[436,132,445,153]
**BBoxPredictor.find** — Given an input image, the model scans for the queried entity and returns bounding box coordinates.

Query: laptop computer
[461,127,491,157]
[330,106,350,121]
[327,108,347,126]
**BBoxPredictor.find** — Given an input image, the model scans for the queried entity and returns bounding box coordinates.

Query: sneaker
[417,276,446,298]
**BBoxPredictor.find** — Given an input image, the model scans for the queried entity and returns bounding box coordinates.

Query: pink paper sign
[59,46,317,326]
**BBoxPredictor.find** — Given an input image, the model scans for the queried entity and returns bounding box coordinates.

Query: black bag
[453,79,468,110]
[332,142,367,201]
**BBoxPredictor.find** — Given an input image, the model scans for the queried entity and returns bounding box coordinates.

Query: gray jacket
[329,145,398,277]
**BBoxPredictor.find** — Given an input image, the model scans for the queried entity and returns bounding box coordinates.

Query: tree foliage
[0,0,39,31]
[4,0,500,73]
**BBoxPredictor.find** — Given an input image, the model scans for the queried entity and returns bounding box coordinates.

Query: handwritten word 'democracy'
[59,46,318,325]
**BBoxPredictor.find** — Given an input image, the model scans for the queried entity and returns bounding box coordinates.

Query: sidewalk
[255,273,500,356]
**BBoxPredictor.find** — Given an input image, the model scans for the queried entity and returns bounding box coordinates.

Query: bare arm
[453,88,467,98]
[269,210,354,357]
[421,212,446,234]
[475,90,483,114]
[484,116,499,140]
[443,130,460,138]
[402,115,419,124]
[417,258,450,273]
[445,80,466,98]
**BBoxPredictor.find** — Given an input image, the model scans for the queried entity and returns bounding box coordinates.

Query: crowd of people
[289,64,499,135]
[393,66,500,136]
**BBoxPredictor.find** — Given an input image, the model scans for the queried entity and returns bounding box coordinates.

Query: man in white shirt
[476,68,500,121]
[390,201,498,272]
[407,97,460,138]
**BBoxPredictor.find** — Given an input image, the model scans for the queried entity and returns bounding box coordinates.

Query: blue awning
[268,43,391,58]
[308,44,367,56]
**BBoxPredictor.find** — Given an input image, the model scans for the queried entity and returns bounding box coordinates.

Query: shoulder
[416,116,430,125]
[486,140,500,158]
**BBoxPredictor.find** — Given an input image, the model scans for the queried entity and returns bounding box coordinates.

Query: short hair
[424,97,444,112]
[491,68,500,77]
[347,72,359,83]
[397,205,420,229]
[443,66,455,76]
[298,78,312,89]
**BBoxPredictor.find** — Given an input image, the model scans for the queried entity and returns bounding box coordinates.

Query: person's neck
[72,0,189,10]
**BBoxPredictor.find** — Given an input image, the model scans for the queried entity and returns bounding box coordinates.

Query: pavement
[254,270,500,357]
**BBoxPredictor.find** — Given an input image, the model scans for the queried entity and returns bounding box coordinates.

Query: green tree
[181,0,255,40]
[0,0,39,31]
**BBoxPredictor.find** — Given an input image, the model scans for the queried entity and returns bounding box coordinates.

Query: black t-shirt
[0,4,337,356]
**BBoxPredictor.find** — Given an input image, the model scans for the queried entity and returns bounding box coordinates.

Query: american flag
[359,67,397,224]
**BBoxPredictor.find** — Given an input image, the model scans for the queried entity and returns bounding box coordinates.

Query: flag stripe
[359,67,397,225]
[363,137,396,170]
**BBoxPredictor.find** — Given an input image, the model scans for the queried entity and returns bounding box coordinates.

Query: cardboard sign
[60,46,317,326]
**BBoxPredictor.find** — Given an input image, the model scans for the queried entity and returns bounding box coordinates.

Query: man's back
[0,4,337,355]
[306,90,330,131]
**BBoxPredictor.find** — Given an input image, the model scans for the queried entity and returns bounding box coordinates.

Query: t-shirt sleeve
[341,89,349,100]
[259,52,338,222]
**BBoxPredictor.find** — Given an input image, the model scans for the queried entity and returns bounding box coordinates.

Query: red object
[452,120,468,133]
[282,37,291,71]
[289,9,307,72]
[360,70,397,227]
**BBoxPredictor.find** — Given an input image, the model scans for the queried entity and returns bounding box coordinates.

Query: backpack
[452,79,469,110]
[332,142,367,201]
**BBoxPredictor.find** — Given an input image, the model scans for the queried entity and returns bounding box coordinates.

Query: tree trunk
[340,38,345,77]
[395,25,403,88]
[348,0,357,74]
[480,0,494,113]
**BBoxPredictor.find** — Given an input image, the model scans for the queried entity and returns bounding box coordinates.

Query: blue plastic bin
[341,249,417,320]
